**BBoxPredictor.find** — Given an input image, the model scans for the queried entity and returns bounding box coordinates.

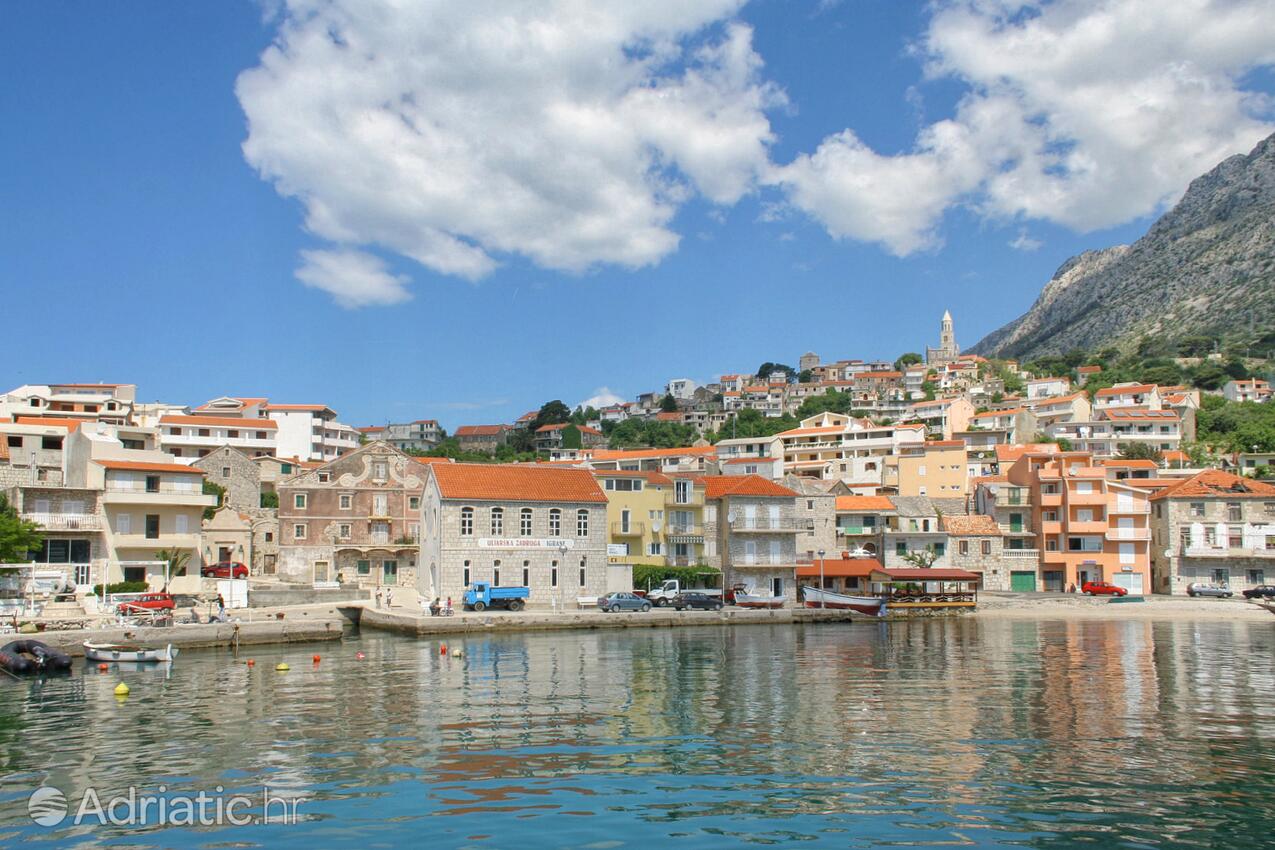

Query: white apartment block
[160,414,278,459]
[1223,379,1272,403]
[190,397,358,461]
[1093,383,1162,411]
[1049,409,1182,458]
[775,412,926,484]
[1,383,136,425]
[1025,377,1071,399]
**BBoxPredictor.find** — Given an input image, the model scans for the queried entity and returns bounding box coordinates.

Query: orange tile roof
[835,495,895,511]
[431,464,607,503]
[797,558,881,578]
[855,371,903,379]
[95,459,204,475]
[591,469,674,485]
[995,443,1059,462]
[700,475,797,499]
[1095,384,1156,397]
[941,514,1000,536]
[11,416,80,432]
[161,414,278,429]
[654,412,682,421]
[776,425,844,437]
[1077,365,1102,373]
[455,425,509,437]
[409,456,455,466]
[263,403,334,412]
[1150,469,1275,500]
[590,446,717,461]
[1162,450,1191,463]
[1030,392,1087,406]
[535,423,602,435]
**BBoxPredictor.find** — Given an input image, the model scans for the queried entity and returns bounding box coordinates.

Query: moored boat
[734,593,785,609]
[83,642,179,663]
[801,586,884,615]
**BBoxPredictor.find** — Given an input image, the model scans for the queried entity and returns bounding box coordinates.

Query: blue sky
[3,1,1273,430]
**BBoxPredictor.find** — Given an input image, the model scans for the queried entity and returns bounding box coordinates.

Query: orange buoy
[312,654,321,663]
[440,644,447,655]
[246,659,255,667]
[97,663,108,672]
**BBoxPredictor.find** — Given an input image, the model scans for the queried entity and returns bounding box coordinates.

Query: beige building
[885,441,969,498]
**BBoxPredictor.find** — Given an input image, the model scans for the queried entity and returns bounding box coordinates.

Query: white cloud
[294,249,410,308]
[580,387,625,409]
[1008,228,1042,251]
[775,0,1275,253]
[238,0,780,304]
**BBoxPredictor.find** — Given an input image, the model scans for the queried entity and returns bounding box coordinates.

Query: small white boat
[802,586,885,615]
[83,642,179,663]
[734,593,786,609]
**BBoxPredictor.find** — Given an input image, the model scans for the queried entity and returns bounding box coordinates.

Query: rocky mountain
[971,132,1275,361]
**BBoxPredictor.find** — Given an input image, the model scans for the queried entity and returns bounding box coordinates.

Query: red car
[201,561,248,579]
[117,592,176,614]
[1082,581,1128,597]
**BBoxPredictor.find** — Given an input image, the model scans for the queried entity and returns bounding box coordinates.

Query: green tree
[894,352,923,371]
[532,400,572,430]
[755,362,794,383]
[659,393,678,413]
[154,547,192,583]
[797,369,813,384]
[1117,442,1164,463]
[901,549,938,568]
[202,479,227,520]
[260,491,279,509]
[795,389,854,419]
[0,494,43,563]
[921,380,937,401]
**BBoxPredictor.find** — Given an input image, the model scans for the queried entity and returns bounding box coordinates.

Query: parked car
[597,592,651,613]
[117,592,176,614]
[672,592,724,611]
[1242,585,1275,599]
[1082,581,1128,597]
[201,561,248,579]
[1187,583,1233,598]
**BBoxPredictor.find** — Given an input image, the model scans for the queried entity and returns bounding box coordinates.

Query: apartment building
[1149,469,1275,595]
[454,424,511,453]
[5,481,107,589]
[1004,450,1152,594]
[968,407,1036,444]
[1025,392,1091,431]
[783,476,838,564]
[1093,383,1162,411]
[192,396,358,460]
[942,514,1016,591]
[972,477,1040,590]
[833,494,893,557]
[1051,408,1182,458]
[884,441,969,498]
[904,397,976,439]
[0,383,136,425]
[1025,377,1071,399]
[277,442,434,588]
[774,412,926,484]
[713,436,780,465]
[702,475,802,602]
[0,416,77,487]
[160,414,277,459]
[882,496,964,568]
[1223,379,1272,403]
[382,420,443,453]
[534,423,606,453]
[596,470,673,567]
[418,464,612,606]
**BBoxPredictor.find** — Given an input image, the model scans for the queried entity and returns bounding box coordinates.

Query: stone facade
[5,484,109,580]
[277,442,427,589]
[712,493,801,603]
[1151,491,1275,595]
[194,446,262,513]
[419,490,609,608]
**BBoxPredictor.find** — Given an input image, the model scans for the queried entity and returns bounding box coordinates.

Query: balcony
[837,526,879,536]
[1041,549,1068,564]
[610,521,646,536]
[1069,491,1109,506]
[1107,527,1151,541]
[1109,501,1150,514]
[22,512,102,531]
[1069,520,1109,534]
[1040,492,1062,507]
[1002,548,1041,559]
[667,492,705,507]
[102,488,218,508]
[731,518,803,532]
[110,532,201,550]
[666,524,702,539]
[999,524,1034,536]
[1181,544,1275,558]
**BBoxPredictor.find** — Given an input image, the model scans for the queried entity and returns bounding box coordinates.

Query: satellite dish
[1163,549,1173,558]
[652,521,662,532]
[727,511,737,523]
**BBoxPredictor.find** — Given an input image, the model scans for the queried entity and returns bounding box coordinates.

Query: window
[933,542,945,557]
[959,540,969,556]
[1249,569,1265,585]
[1227,502,1242,522]
[339,524,351,539]
[264,532,273,543]
[463,561,471,586]
[318,472,331,483]
[648,542,662,556]
[520,508,533,536]
[357,560,370,575]
[340,494,352,510]
[294,523,307,540]
[295,493,307,509]
[145,514,160,540]
[198,429,210,438]
[372,462,388,481]
[493,561,501,585]
[460,507,474,536]
[896,542,907,556]
[551,561,559,587]
[1190,502,1205,517]
[491,507,504,535]
[579,558,587,587]
[256,431,267,440]
[409,497,420,511]
[221,466,231,479]
[675,480,692,504]
[577,509,589,537]
[981,540,991,556]
[522,561,530,586]
[549,509,561,537]
[145,475,160,493]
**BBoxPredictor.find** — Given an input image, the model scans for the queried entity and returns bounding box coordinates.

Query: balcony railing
[1106,528,1151,541]
[731,518,804,532]
[610,521,646,536]
[838,526,878,536]
[1181,544,1275,558]
[105,483,200,495]
[22,512,102,531]
[1002,548,1041,558]
[1109,502,1150,514]
[666,524,702,536]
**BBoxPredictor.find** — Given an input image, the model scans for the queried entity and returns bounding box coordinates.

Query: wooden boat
[83,642,179,663]
[801,586,885,615]
[734,593,785,609]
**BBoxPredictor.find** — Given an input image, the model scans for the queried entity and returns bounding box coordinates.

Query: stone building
[1150,469,1275,595]
[454,425,510,454]
[941,513,1012,591]
[277,442,440,588]
[701,475,802,603]
[925,309,960,367]
[418,464,610,607]
[782,475,838,563]
[193,446,262,512]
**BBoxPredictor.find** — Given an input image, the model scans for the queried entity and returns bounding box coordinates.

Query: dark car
[672,592,723,611]
[201,561,249,579]
[596,592,651,613]
[1187,582,1233,598]
[1082,581,1128,597]
[117,592,176,614]
[1243,585,1275,599]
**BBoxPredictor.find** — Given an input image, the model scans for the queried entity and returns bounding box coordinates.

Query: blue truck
[462,581,530,612]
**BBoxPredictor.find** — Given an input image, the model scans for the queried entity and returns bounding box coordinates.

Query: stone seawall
[29,617,346,657]
[360,606,866,637]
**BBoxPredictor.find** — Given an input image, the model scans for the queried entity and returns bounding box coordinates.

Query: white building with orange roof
[1093,382,1162,411]
[1075,365,1102,386]
[160,413,278,459]
[1025,376,1071,399]
[903,396,975,439]
[1049,408,1183,458]
[1223,378,1272,403]
[1023,391,1092,431]
[192,396,357,461]
[700,474,803,602]
[0,382,137,425]
[774,411,927,484]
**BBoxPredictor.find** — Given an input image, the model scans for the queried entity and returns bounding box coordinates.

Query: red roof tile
[941,515,1000,536]
[835,495,895,511]
[11,417,81,432]
[455,425,509,437]
[95,459,204,475]
[431,464,607,503]
[699,475,796,499]
[162,414,278,429]
[1150,469,1275,501]
[797,558,881,578]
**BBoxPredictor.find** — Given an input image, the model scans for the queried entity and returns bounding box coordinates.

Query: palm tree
[154,548,192,588]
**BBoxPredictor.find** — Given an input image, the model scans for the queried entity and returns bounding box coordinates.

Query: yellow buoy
[276,662,290,671]
[114,682,130,696]
[451,649,463,658]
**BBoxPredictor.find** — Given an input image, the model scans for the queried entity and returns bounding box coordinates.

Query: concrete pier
[23,613,348,658]
[360,605,865,637]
